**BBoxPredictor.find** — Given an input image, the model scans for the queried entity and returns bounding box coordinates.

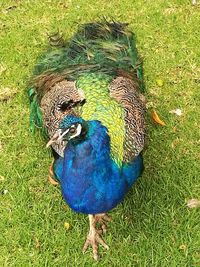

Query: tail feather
[28,86,47,135]
[33,20,144,87]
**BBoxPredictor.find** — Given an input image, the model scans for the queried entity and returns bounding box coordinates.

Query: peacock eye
[69,127,76,134]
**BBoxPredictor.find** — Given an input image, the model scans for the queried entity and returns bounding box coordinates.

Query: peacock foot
[94,213,112,233]
[48,162,59,186]
[83,214,109,260]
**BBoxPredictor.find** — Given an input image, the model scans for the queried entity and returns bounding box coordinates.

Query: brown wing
[40,80,85,156]
[109,76,146,162]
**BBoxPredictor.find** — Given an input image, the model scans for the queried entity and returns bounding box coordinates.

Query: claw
[83,214,109,260]
[95,213,112,233]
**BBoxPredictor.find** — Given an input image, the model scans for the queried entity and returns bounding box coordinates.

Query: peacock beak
[46,129,69,148]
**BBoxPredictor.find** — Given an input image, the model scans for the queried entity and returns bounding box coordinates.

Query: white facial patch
[58,128,69,141]
[69,123,82,139]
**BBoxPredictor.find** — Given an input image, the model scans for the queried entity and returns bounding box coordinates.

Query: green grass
[0,0,200,266]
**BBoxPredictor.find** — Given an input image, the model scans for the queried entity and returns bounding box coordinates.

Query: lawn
[0,0,200,266]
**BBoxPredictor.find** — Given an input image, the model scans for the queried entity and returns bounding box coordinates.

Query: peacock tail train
[28,20,145,166]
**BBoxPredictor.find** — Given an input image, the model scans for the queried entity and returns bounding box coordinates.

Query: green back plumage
[76,72,125,165]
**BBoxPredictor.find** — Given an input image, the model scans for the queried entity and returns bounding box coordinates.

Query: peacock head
[46,115,88,147]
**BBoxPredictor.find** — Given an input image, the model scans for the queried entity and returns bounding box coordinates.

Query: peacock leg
[83,214,109,260]
[94,213,112,233]
[48,160,58,185]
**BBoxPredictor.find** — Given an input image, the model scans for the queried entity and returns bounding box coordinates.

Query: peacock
[28,20,146,260]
